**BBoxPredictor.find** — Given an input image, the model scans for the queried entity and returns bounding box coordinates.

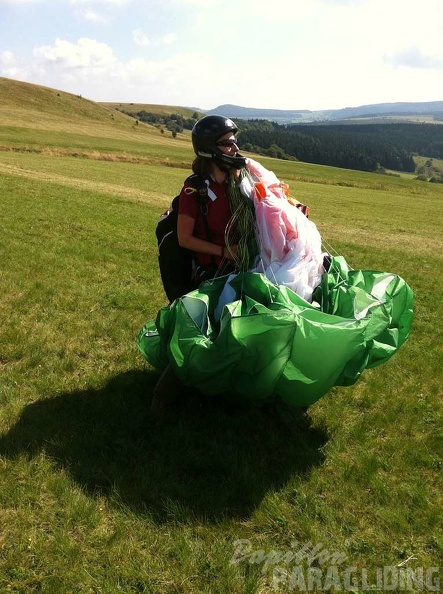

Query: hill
[206,103,319,124]
[2,76,442,127]
[0,76,133,129]
[1,76,442,178]
[208,101,443,124]
[330,100,443,121]
[207,103,330,123]
[0,76,194,163]
[101,101,204,120]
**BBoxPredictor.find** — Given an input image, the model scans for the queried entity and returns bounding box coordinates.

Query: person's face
[216,132,239,156]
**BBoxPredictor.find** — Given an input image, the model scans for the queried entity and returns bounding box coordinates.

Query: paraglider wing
[137,258,413,407]
[139,160,413,408]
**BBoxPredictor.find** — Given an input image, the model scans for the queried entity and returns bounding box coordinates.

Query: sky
[0,0,442,112]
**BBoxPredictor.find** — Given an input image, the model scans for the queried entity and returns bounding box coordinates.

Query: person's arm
[177,213,237,260]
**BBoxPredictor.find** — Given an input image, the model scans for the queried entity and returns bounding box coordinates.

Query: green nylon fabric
[137,256,414,407]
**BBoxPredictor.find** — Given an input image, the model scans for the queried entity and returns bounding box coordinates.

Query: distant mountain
[206,104,329,123]
[329,101,443,120]
[207,101,443,124]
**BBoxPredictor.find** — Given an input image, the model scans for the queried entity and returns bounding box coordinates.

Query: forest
[123,109,443,174]
[236,121,443,173]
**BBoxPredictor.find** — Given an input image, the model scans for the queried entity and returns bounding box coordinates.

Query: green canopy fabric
[137,257,413,407]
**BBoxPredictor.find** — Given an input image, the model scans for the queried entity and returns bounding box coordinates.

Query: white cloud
[33,38,117,72]
[1,50,16,66]
[1,51,28,79]
[386,47,443,71]
[132,29,150,47]
[110,51,213,94]
[70,0,128,5]
[132,30,176,48]
[177,0,217,5]
[161,33,176,46]
[1,35,213,105]
[0,0,42,4]
[1,0,442,109]
[74,8,109,23]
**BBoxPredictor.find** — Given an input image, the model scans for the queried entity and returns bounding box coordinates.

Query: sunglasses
[216,139,238,147]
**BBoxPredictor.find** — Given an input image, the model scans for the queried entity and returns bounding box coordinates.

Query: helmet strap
[213,151,247,171]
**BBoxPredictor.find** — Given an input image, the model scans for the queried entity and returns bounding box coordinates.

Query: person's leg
[151,364,183,414]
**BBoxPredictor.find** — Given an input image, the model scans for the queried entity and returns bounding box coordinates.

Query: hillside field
[0,78,442,593]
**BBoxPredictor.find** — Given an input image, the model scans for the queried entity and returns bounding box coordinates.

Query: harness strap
[184,176,216,264]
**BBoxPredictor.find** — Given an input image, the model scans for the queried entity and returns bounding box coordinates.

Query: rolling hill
[0,76,133,129]
[3,75,441,128]
[207,101,443,124]
[100,101,204,120]
[0,76,194,161]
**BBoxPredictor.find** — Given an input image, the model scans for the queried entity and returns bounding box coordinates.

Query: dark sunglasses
[216,138,238,147]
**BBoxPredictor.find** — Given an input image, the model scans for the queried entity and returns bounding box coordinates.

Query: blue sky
[0,0,442,111]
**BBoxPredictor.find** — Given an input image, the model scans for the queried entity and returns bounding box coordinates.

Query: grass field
[100,102,204,119]
[1,78,442,593]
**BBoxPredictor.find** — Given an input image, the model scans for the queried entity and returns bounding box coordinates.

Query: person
[151,115,252,414]
[177,114,248,285]
[150,115,324,415]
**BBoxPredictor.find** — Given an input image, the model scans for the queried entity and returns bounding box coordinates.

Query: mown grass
[1,80,442,593]
[0,125,191,156]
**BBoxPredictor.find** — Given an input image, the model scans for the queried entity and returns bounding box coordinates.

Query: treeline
[121,108,443,173]
[236,121,443,172]
[121,110,200,134]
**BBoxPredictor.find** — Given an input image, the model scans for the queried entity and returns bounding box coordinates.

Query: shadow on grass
[0,370,327,522]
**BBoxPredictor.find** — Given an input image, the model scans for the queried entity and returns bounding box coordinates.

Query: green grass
[100,101,205,119]
[0,78,443,593]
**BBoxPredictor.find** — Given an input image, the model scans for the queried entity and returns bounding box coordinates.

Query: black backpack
[156,175,210,303]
